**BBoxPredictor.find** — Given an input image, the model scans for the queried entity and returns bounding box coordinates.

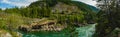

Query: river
[76,23,97,37]
[19,23,97,37]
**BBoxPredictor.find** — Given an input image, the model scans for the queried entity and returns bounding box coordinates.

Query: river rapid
[18,23,97,37]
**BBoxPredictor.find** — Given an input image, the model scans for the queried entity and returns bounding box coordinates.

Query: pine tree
[94,0,120,37]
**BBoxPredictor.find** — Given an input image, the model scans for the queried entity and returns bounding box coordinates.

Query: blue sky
[0,0,97,9]
[0,0,38,9]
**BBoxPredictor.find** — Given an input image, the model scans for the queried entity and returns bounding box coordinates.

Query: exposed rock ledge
[18,18,67,32]
[0,30,22,37]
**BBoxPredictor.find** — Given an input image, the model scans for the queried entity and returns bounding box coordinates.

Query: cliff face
[51,2,81,14]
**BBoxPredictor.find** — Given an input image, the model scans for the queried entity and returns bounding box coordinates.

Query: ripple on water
[76,23,97,37]
[18,23,97,37]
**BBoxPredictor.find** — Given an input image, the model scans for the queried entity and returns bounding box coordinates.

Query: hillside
[28,0,98,24]
[0,0,98,37]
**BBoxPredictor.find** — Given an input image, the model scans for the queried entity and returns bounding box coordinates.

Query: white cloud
[0,0,97,9]
[1,8,6,10]
[1,0,38,7]
[76,0,97,7]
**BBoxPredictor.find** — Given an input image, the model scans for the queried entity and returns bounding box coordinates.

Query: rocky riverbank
[18,18,67,32]
[0,30,22,37]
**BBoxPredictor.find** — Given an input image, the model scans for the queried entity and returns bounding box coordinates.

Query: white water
[18,23,97,37]
[76,23,97,37]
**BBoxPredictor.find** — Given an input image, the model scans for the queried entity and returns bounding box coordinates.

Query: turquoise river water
[20,23,97,37]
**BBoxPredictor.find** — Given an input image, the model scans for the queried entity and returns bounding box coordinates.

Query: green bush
[0,13,24,30]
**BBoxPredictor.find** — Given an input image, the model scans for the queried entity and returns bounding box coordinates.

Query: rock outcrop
[0,30,22,37]
[19,18,66,32]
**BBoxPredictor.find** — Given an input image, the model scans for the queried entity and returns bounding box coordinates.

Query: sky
[0,0,97,9]
[0,0,38,9]
[76,0,97,6]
